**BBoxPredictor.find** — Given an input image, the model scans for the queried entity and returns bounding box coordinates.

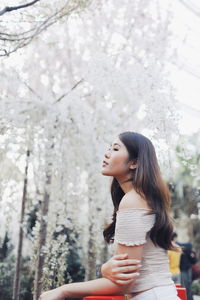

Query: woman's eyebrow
[110,143,121,147]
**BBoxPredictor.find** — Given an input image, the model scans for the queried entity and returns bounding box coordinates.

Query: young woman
[39,131,181,300]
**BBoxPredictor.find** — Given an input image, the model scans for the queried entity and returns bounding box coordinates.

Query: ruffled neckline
[117,207,153,214]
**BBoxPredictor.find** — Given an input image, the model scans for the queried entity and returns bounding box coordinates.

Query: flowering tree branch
[0,0,91,56]
[0,0,40,16]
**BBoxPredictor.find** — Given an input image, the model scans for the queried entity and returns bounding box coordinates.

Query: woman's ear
[129,160,137,170]
[130,164,137,170]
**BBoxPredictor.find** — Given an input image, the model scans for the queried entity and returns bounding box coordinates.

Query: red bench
[84,285,187,300]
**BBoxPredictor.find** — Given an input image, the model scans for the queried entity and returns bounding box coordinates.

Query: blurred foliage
[175,132,200,187]
[43,222,86,292]
[168,132,200,217]
[169,183,199,218]
[191,279,200,296]
[0,227,85,300]
[167,132,200,263]
[27,206,86,289]
[0,255,34,300]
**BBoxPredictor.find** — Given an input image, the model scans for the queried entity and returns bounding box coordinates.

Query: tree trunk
[33,177,51,300]
[33,126,56,300]
[86,222,97,280]
[12,149,30,300]
[85,189,97,280]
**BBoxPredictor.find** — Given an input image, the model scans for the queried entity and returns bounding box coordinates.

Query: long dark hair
[103,131,178,251]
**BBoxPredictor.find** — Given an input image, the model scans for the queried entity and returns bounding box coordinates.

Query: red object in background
[176,288,187,300]
[192,264,200,280]
[176,284,182,288]
[175,284,187,300]
[84,286,187,300]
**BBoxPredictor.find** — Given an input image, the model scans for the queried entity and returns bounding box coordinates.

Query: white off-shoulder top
[114,208,174,293]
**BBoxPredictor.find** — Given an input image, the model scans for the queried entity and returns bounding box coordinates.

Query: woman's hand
[38,286,66,300]
[101,253,141,286]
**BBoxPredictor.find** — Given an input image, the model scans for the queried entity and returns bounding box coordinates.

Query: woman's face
[101,137,131,177]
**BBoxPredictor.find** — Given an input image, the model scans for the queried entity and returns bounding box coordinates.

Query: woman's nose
[104,150,110,159]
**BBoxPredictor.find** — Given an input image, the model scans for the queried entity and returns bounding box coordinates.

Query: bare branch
[13,69,43,101]
[0,0,40,17]
[178,101,200,117]
[179,0,200,18]
[55,79,84,103]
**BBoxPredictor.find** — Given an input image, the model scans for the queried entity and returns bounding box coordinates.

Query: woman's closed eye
[108,147,119,151]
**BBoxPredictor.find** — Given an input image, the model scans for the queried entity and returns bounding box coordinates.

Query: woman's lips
[102,161,109,167]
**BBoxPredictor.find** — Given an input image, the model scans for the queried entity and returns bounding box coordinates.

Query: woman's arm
[39,276,136,300]
[62,276,134,297]
[39,244,143,300]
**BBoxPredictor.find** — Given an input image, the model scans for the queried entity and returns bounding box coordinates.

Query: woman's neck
[115,175,134,194]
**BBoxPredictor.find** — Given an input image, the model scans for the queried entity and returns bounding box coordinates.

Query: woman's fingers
[114,272,140,285]
[116,259,141,267]
[114,254,141,265]
[111,254,141,286]
[115,271,140,280]
[113,253,128,259]
[115,277,138,286]
[114,264,141,274]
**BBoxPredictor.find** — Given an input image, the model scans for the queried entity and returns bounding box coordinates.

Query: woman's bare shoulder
[119,189,151,210]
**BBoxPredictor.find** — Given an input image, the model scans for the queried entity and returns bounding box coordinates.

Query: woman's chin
[101,169,112,176]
